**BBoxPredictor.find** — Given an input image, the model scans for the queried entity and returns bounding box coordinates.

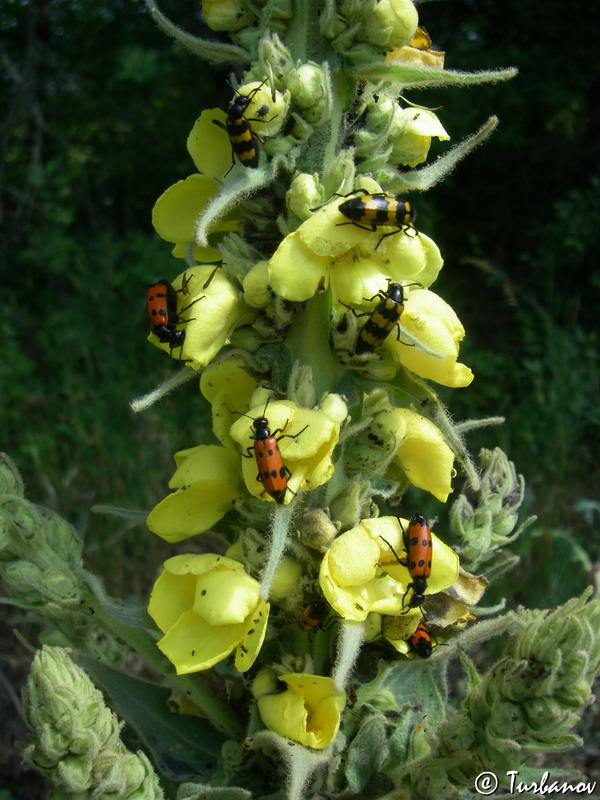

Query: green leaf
[344,712,390,792]
[383,660,447,725]
[177,785,252,800]
[82,568,152,628]
[348,62,518,90]
[378,116,499,195]
[78,655,226,782]
[388,707,424,762]
[90,505,149,524]
[144,0,250,64]
[195,164,280,246]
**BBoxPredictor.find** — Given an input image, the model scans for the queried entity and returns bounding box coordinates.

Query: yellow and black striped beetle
[336,189,416,249]
[342,281,420,354]
[213,81,274,175]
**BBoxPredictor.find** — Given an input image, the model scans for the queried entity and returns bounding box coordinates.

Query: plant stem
[286,288,341,399]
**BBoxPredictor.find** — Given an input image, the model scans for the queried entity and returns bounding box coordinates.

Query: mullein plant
[3,1,600,799]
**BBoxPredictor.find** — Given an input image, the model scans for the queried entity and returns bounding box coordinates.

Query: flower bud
[329,478,372,530]
[257,32,294,80]
[288,63,327,110]
[269,556,303,601]
[23,647,165,797]
[235,81,290,138]
[243,260,272,308]
[450,448,528,568]
[286,173,323,222]
[201,0,254,32]
[358,0,419,49]
[3,560,45,603]
[42,566,84,605]
[298,509,338,552]
[389,107,450,167]
[0,453,24,496]
[448,592,600,773]
[252,667,280,699]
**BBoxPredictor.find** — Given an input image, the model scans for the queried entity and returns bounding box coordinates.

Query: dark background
[1,0,599,795]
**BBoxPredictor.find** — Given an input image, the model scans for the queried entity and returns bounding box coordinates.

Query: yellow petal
[391,408,455,502]
[235,599,270,672]
[268,232,332,301]
[172,269,250,368]
[200,358,261,446]
[148,570,198,633]
[391,289,473,387]
[187,109,234,179]
[157,608,245,674]
[147,446,240,542]
[152,175,219,243]
[257,673,345,749]
[193,567,260,625]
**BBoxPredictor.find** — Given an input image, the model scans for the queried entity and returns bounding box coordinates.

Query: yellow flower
[148,554,269,674]
[146,444,240,543]
[390,288,474,387]
[319,516,459,622]
[229,394,347,505]
[389,107,450,167]
[147,268,255,368]
[374,407,456,502]
[268,183,443,303]
[254,672,346,749]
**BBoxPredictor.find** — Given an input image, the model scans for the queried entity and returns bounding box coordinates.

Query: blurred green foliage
[1,0,598,604]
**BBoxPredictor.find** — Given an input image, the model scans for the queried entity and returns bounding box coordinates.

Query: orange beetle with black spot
[298,601,331,632]
[402,512,433,611]
[146,275,200,356]
[238,403,307,504]
[408,621,433,658]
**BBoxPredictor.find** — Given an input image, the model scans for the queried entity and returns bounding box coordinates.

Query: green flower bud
[0,453,24,496]
[329,478,373,530]
[256,31,295,81]
[222,739,245,768]
[411,764,456,800]
[23,647,165,798]
[298,509,338,552]
[3,559,45,603]
[450,592,600,772]
[450,447,530,568]
[269,556,303,602]
[288,63,327,110]
[243,261,272,308]
[286,173,323,222]
[201,0,254,32]
[357,0,419,49]
[252,667,279,699]
[42,566,84,605]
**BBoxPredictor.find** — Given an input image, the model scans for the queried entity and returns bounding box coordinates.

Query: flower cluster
[139,1,494,756]
[9,1,597,798]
